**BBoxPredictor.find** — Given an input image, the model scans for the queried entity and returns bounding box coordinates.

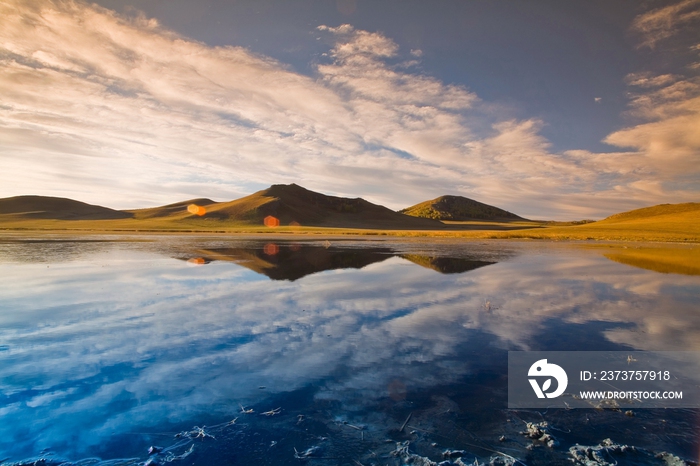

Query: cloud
[0,1,698,219]
[631,0,700,48]
[625,72,678,88]
[604,75,700,175]
[569,2,700,210]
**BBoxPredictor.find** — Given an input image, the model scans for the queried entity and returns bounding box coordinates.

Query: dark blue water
[0,236,698,465]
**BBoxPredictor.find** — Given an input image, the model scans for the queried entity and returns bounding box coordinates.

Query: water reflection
[600,244,700,276]
[0,238,698,464]
[190,245,395,280]
[401,254,496,274]
[187,244,496,280]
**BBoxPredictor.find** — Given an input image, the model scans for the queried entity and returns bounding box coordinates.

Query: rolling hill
[400,195,526,221]
[127,198,216,219]
[0,195,132,220]
[598,202,700,224]
[480,202,700,242]
[183,183,444,229]
[0,190,696,242]
[0,184,443,230]
[570,202,700,241]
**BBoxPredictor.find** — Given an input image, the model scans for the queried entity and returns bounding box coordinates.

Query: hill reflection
[188,245,496,280]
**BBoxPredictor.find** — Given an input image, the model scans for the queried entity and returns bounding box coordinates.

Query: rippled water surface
[0,236,699,465]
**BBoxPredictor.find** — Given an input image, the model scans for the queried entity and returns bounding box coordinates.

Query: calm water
[0,236,698,465]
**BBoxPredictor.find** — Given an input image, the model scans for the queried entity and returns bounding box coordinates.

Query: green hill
[0,195,132,220]
[400,195,526,221]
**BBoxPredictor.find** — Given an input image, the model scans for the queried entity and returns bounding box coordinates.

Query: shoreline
[1,227,698,243]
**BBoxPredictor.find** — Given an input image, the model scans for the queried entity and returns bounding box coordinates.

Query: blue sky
[1,0,698,219]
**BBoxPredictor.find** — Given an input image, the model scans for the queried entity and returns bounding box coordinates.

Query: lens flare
[263,243,279,255]
[187,257,208,266]
[289,220,301,227]
[187,204,206,216]
[264,215,280,227]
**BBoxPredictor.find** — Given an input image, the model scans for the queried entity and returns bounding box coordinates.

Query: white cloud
[604,76,700,175]
[0,0,698,219]
[625,72,678,88]
[631,0,700,48]
[317,23,355,35]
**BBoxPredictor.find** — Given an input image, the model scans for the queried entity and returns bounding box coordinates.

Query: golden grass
[440,220,545,230]
[603,202,700,222]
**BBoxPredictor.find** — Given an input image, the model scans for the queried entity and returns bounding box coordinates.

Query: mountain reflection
[188,245,496,280]
[400,254,495,274]
[191,245,394,280]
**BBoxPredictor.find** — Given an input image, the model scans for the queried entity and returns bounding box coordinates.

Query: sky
[0,0,699,219]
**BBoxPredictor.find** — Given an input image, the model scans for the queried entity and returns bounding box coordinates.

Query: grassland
[1,214,697,242]
[1,193,698,243]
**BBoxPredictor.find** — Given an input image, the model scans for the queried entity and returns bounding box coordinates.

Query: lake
[0,236,698,465]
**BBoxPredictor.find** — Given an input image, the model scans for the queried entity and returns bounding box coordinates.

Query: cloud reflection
[0,241,698,460]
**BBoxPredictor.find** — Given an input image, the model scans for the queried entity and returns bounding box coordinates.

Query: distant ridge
[400,195,526,221]
[0,195,132,220]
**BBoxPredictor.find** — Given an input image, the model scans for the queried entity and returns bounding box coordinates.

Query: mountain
[186,183,444,229]
[400,195,526,221]
[0,195,132,220]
